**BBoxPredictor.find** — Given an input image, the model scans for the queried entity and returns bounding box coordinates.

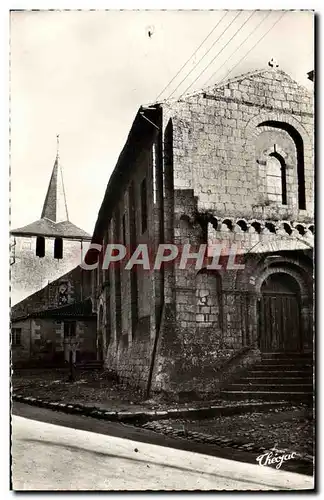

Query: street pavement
[11,415,314,491]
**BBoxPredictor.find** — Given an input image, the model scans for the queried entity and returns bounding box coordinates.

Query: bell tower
[10,137,91,305]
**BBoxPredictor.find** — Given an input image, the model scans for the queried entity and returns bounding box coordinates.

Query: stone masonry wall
[11,236,90,306]
[12,317,96,364]
[92,69,314,396]
[102,132,162,390]
[11,264,92,320]
[151,68,314,395]
[11,319,31,362]
[163,68,313,222]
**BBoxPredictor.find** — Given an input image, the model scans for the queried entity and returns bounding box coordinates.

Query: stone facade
[10,236,90,306]
[11,266,96,365]
[165,69,313,222]
[11,316,96,365]
[11,264,92,318]
[90,68,314,397]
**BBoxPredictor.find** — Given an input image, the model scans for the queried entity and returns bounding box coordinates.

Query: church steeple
[11,135,91,241]
[41,135,69,223]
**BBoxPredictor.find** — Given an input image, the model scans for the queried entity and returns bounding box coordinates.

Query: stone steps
[250,369,312,377]
[221,391,313,402]
[229,383,313,392]
[252,363,312,370]
[261,351,313,358]
[241,376,312,384]
[256,358,313,365]
[220,351,313,403]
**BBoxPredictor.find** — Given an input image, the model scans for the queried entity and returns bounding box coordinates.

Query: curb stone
[12,393,313,466]
[12,394,292,423]
[12,394,301,424]
[137,421,313,464]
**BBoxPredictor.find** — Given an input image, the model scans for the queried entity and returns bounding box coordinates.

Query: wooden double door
[258,273,302,352]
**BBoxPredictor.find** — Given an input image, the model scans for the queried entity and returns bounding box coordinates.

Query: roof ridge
[175,67,312,101]
[11,297,95,321]
[10,218,91,240]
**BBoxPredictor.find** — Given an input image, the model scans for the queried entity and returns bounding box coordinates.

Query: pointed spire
[41,136,69,223]
[56,134,60,160]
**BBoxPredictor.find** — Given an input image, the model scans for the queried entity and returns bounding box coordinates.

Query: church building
[89,66,314,400]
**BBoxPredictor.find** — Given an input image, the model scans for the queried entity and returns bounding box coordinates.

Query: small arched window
[54,237,63,259]
[257,121,305,209]
[36,236,45,258]
[267,151,287,206]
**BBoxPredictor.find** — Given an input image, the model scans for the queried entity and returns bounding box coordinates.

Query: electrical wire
[217,10,287,87]
[154,11,228,102]
[166,11,242,100]
[178,10,256,98]
[203,11,272,89]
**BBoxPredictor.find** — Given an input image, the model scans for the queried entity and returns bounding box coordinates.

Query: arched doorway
[258,272,301,352]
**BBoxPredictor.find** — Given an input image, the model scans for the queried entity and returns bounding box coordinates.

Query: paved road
[12,413,314,491]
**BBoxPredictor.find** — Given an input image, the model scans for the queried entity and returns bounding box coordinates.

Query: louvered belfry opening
[36,236,45,257]
[54,237,63,259]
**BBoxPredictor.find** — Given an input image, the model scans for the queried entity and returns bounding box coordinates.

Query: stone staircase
[220,352,314,403]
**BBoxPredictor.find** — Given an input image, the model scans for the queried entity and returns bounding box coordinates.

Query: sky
[10,9,314,236]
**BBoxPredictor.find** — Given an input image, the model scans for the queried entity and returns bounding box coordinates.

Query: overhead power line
[203,11,272,89]
[217,10,287,87]
[154,11,228,102]
[166,11,242,101]
[178,10,256,99]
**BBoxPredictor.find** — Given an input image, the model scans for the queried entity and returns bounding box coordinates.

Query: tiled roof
[12,298,96,321]
[10,219,91,240]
